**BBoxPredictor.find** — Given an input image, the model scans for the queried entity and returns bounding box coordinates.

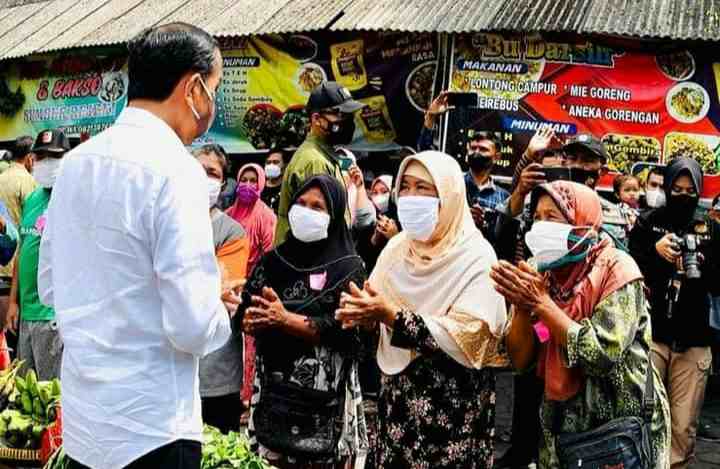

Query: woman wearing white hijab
[337,151,508,467]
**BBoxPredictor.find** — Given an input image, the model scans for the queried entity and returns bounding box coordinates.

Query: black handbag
[253,360,350,459]
[556,363,655,469]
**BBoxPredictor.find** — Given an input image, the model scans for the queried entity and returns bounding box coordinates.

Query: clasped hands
[242,286,288,335]
[336,281,396,330]
[489,260,553,316]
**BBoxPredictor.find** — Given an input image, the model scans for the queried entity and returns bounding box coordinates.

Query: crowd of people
[0,21,718,469]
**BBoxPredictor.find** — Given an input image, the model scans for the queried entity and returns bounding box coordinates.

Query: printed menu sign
[197,31,438,153]
[447,33,720,195]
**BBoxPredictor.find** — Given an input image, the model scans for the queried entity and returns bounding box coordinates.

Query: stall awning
[0,0,718,61]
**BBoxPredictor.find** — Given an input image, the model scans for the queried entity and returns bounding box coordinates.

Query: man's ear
[182,73,201,108]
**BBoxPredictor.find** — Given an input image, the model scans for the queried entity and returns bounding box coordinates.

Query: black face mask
[468,152,494,172]
[324,117,355,146]
[667,194,699,221]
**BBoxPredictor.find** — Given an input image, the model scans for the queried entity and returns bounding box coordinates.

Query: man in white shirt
[38,23,236,469]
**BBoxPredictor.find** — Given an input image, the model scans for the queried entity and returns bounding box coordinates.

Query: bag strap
[643,358,655,424]
[553,360,655,433]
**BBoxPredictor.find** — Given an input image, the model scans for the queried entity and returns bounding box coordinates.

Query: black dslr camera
[676,233,708,280]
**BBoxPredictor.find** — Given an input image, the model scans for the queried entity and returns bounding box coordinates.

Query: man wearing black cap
[274,81,365,244]
[630,156,720,468]
[562,134,628,247]
[5,129,69,381]
[506,132,628,247]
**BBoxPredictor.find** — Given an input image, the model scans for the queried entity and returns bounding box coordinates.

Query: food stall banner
[0,33,436,155]
[447,33,720,196]
[198,32,438,153]
[0,51,128,140]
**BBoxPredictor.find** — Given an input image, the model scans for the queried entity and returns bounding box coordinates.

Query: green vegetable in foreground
[201,425,274,469]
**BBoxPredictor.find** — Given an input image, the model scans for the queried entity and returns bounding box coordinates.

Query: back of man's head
[127,22,218,102]
[12,135,33,161]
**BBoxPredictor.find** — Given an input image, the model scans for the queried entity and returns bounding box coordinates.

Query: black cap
[32,129,70,154]
[306,81,365,114]
[563,133,608,164]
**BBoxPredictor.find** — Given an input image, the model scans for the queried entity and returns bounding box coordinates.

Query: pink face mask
[236,182,259,205]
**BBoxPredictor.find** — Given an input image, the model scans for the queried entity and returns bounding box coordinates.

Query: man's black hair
[127,22,219,102]
[648,165,665,180]
[192,143,228,174]
[468,130,501,151]
[12,135,33,161]
[267,147,285,160]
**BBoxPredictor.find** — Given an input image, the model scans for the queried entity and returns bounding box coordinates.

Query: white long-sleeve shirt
[38,107,231,469]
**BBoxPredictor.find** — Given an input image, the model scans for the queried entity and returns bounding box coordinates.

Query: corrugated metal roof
[0,0,45,7]
[6,0,116,58]
[259,0,350,35]
[0,0,78,59]
[0,0,46,46]
[75,0,192,48]
[490,0,594,33]
[582,0,720,40]
[37,0,146,54]
[204,0,289,37]
[159,0,248,33]
[0,0,719,62]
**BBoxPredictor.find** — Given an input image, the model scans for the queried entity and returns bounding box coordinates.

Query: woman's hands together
[336,281,396,329]
[490,260,553,316]
[243,287,288,335]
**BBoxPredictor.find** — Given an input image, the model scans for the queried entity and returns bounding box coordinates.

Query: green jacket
[275,134,348,245]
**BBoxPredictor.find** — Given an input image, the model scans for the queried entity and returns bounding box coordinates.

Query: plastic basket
[0,446,41,466]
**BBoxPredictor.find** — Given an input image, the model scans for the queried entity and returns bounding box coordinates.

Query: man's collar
[467,171,496,191]
[307,133,337,161]
[115,106,184,148]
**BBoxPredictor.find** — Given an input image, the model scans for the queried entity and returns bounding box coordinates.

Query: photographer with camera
[629,156,720,469]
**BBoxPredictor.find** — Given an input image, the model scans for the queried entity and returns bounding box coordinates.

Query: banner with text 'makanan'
[447,33,720,196]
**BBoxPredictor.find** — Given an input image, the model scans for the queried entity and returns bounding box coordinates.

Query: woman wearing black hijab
[243,175,368,468]
[630,156,720,468]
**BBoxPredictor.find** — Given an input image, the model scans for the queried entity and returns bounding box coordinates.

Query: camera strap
[666,273,683,319]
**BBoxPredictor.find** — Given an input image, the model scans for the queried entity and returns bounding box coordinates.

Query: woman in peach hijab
[337,151,508,467]
[491,181,669,469]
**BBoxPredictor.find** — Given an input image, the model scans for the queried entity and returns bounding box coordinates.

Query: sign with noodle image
[664,132,719,174]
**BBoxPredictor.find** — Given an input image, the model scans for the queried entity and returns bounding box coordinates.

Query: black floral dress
[375,311,497,469]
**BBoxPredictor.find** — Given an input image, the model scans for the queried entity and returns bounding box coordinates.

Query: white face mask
[265,164,282,179]
[33,157,63,189]
[208,177,222,208]
[397,195,440,241]
[646,189,666,208]
[289,204,331,243]
[525,220,594,271]
[372,193,390,213]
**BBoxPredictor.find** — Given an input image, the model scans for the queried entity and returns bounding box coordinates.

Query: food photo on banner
[194,31,438,154]
[445,32,720,198]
